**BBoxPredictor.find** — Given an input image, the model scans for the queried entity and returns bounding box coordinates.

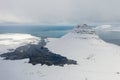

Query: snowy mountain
[0,25,120,80]
[62,24,98,39]
[46,24,120,80]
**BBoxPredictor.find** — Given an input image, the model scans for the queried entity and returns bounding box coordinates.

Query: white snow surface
[0,33,40,54]
[0,33,40,45]
[95,25,120,32]
[1,28,120,80]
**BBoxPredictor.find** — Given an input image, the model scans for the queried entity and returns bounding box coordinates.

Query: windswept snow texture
[0,25,120,80]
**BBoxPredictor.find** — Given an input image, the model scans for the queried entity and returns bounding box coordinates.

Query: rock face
[72,24,95,34]
[0,40,77,66]
[62,24,99,39]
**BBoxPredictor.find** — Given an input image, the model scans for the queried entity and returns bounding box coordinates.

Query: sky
[0,0,120,25]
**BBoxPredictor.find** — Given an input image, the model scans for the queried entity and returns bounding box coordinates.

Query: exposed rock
[0,39,77,66]
[72,24,96,34]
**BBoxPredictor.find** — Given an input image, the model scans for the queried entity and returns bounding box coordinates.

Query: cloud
[0,0,120,24]
[0,14,33,24]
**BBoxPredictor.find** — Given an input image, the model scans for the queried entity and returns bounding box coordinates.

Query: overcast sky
[0,0,120,25]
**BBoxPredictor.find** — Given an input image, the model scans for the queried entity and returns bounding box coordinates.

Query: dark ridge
[0,39,77,66]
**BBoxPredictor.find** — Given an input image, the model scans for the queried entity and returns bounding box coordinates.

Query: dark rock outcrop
[0,40,77,66]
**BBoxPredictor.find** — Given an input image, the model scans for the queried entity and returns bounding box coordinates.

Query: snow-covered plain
[1,25,120,80]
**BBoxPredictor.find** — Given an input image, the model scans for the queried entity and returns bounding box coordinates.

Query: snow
[0,33,40,45]
[46,25,120,80]
[1,26,120,80]
[95,25,120,32]
[0,33,40,54]
[95,25,112,30]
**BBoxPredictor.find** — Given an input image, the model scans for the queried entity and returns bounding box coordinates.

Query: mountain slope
[0,25,120,80]
[46,24,120,80]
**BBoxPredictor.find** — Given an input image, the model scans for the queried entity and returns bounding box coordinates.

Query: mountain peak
[62,24,99,39]
[72,24,95,34]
